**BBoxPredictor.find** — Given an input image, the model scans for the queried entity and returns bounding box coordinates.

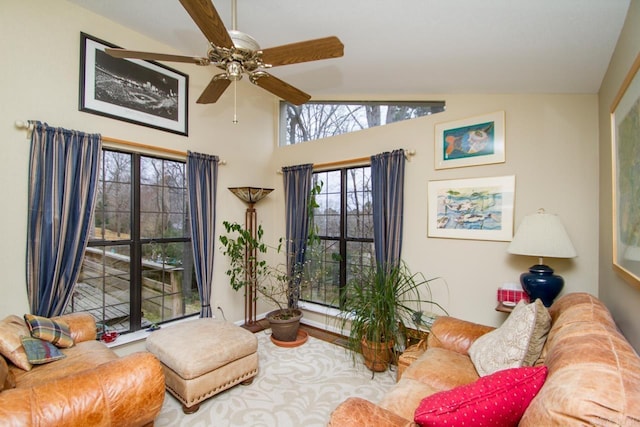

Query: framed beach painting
[611,52,640,288]
[428,175,515,241]
[434,111,505,170]
[79,32,189,136]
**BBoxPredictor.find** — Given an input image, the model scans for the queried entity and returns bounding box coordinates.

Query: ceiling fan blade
[261,36,344,67]
[252,73,311,105]
[105,48,209,65]
[197,76,231,103]
[179,0,233,48]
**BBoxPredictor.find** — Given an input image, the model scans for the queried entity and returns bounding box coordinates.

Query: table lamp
[507,209,576,307]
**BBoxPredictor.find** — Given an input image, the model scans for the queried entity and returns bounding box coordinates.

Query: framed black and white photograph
[79,32,188,136]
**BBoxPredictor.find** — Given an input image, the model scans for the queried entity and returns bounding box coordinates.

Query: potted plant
[338,262,446,372]
[219,221,304,342]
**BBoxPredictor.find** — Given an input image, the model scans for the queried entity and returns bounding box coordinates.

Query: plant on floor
[219,181,324,342]
[219,220,304,341]
[338,261,446,373]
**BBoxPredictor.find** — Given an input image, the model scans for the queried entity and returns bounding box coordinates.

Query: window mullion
[130,154,142,332]
[339,169,348,307]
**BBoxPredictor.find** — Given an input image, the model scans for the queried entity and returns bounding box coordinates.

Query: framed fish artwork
[434,111,505,170]
[427,175,515,241]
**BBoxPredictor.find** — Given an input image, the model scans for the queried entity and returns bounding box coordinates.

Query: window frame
[301,165,374,309]
[71,148,198,334]
[279,100,446,146]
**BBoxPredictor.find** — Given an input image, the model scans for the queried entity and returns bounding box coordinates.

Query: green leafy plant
[219,220,302,319]
[338,261,446,370]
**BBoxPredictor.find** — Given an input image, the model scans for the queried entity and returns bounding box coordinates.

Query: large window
[65,149,200,333]
[301,166,374,309]
[279,101,446,146]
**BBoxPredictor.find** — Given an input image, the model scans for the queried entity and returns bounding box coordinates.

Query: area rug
[155,331,396,426]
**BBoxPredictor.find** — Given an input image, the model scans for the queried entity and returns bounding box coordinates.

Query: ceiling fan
[105,0,344,106]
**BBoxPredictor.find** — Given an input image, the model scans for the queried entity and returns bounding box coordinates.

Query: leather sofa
[0,313,166,426]
[329,293,640,426]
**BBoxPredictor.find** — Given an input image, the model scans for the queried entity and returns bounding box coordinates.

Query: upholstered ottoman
[146,319,258,413]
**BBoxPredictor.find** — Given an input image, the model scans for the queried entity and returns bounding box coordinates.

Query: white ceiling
[68,0,630,99]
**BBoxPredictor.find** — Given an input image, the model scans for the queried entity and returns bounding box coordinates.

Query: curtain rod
[14,121,226,164]
[277,149,416,174]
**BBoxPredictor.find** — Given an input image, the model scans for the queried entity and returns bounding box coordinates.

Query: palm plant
[338,261,446,372]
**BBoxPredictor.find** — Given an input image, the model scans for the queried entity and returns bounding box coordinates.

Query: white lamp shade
[507,210,577,259]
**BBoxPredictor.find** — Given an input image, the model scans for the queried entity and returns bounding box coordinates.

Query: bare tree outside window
[67,150,199,334]
[301,166,375,309]
[279,101,445,145]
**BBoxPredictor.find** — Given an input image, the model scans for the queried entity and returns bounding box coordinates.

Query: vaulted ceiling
[68,0,630,99]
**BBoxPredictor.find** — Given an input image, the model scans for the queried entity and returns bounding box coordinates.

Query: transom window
[301,166,374,308]
[65,149,200,333]
[279,100,446,145]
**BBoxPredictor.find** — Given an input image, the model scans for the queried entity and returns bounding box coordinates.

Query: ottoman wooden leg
[241,377,254,386]
[182,402,200,414]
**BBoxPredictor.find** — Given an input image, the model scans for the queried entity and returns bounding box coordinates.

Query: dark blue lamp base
[520,264,564,307]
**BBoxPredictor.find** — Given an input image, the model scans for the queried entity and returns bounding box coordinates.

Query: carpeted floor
[155,330,396,426]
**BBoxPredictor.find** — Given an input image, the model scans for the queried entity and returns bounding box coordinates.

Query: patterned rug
[155,331,396,426]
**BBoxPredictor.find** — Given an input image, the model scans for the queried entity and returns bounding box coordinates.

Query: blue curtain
[371,149,405,270]
[282,164,313,309]
[26,121,101,317]
[186,151,219,318]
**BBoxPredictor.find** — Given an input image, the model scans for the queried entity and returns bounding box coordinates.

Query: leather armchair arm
[427,316,495,356]
[52,312,98,343]
[0,352,165,427]
[328,397,417,427]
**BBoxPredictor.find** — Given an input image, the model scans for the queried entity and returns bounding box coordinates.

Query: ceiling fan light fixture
[107,0,344,105]
[226,61,244,81]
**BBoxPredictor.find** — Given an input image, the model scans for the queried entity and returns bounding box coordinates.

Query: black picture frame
[79,32,188,136]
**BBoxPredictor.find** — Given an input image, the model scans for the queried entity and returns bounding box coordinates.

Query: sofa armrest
[0,352,165,427]
[427,316,495,355]
[329,397,417,427]
[52,312,97,343]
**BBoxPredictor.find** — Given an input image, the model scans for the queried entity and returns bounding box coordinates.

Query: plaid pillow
[20,336,66,364]
[24,314,74,348]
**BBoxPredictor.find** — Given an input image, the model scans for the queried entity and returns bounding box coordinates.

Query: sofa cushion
[20,336,66,365]
[10,340,118,389]
[414,366,547,427]
[520,293,640,426]
[469,299,550,376]
[0,355,16,391]
[0,316,32,371]
[24,314,74,348]
[381,347,481,420]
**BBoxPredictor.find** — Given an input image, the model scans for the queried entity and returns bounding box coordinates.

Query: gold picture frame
[611,52,640,288]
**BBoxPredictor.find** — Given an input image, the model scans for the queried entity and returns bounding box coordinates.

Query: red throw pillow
[414,366,547,427]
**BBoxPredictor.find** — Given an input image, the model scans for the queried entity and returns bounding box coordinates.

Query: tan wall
[0,0,280,324]
[598,0,640,351]
[274,94,599,330]
[1,1,604,335]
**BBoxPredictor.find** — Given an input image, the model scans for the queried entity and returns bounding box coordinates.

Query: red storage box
[497,288,529,304]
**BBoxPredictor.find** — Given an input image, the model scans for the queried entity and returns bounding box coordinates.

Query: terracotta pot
[361,338,394,372]
[267,309,303,342]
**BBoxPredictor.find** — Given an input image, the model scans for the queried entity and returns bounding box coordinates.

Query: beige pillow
[0,315,33,371]
[469,299,551,376]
